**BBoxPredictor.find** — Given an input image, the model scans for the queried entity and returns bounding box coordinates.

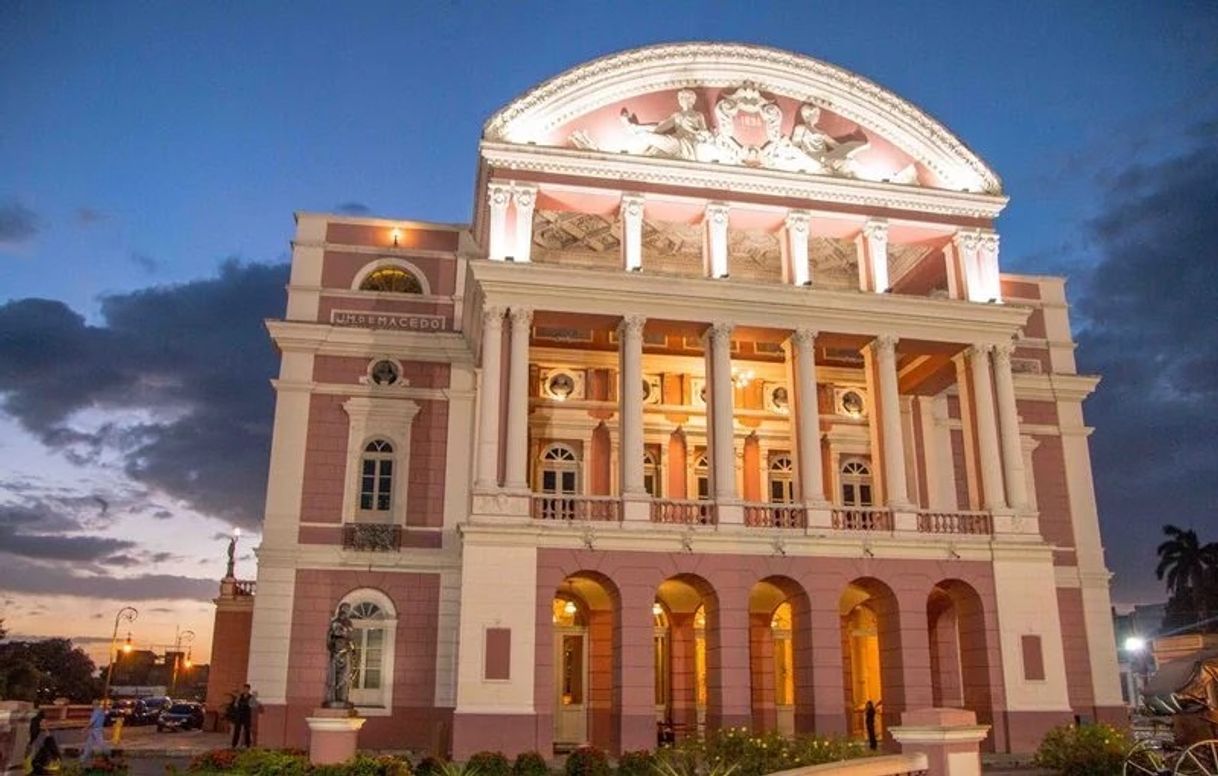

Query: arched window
[694,453,710,501]
[359,440,394,515]
[769,454,795,503]
[840,458,873,507]
[539,444,581,495]
[359,266,423,294]
[339,590,397,711]
[643,450,661,497]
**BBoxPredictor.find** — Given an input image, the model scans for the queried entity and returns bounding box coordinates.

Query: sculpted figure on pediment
[620,89,718,162]
[770,103,871,177]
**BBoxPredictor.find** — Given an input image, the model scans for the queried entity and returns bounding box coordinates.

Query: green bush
[1033,723,1132,776]
[467,752,510,776]
[654,728,869,776]
[511,751,549,776]
[414,757,446,776]
[563,746,610,776]
[188,749,240,772]
[613,750,653,776]
[233,749,311,776]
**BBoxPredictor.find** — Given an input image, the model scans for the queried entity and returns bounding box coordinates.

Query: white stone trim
[350,257,434,296]
[341,397,422,525]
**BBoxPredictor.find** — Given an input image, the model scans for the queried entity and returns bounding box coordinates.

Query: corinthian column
[870,335,911,508]
[502,307,533,490]
[860,219,889,292]
[783,210,812,286]
[475,306,506,488]
[618,315,647,497]
[704,202,730,279]
[486,183,512,262]
[992,342,1029,510]
[511,185,537,263]
[705,322,737,500]
[967,345,1008,511]
[790,328,826,504]
[620,194,645,272]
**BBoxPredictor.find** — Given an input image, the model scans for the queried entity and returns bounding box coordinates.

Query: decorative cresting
[483,42,1002,194]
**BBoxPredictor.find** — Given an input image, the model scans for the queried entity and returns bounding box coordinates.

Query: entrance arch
[839,578,903,743]
[553,573,619,752]
[747,576,812,735]
[655,574,718,739]
[928,579,995,731]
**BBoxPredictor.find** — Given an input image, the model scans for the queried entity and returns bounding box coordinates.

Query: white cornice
[481,42,1002,195]
[482,142,1006,221]
[469,260,1029,345]
[265,320,475,363]
[1012,372,1100,402]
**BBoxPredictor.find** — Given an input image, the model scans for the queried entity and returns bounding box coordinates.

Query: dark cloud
[1074,120,1218,604]
[0,260,286,529]
[129,252,160,274]
[0,501,134,564]
[0,200,40,243]
[0,555,214,601]
[334,202,371,215]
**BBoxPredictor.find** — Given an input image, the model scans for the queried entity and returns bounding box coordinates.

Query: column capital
[487,183,512,209]
[978,229,1000,255]
[862,218,889,243]
[791,327,818,347]
[508,307,533,329]
[705,321,735,342]
[952,228,980,251]
[992,341,1016,363]
[481,305,507,326]
[620,193,645,219]
[704,201,730,222]
[784,209,811,233]
[872,333,899,354]
[511,184,537,211]
[967,343,994,359]
[617,314,647,338]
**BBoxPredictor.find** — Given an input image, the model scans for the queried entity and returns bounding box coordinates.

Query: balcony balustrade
[830,506,894,532]
[531,494,622,522]
[342,523,404,551]
[650,498,716,526]
[233,580,257,596]
[916,510,993,535]
[742,502,807,529]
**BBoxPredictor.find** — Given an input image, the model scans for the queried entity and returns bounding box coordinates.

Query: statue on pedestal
[323,603,356,708]
[225,534,237,579]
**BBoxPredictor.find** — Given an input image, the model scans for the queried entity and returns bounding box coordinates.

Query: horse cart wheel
[1174,739,1218,775]
[1124,739,1168,775]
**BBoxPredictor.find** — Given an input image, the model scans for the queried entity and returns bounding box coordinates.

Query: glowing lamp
[122,633,133,654]
[1124,636,1146,653]
[652,602,663,616]
[391,228,402,248]
[563,600,577,616]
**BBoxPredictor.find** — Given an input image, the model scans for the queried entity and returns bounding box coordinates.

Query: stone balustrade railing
[650,498,716,525]
[916,510,993,535]
[531,494,621,522]
[831,507,895,532]
[743,502,807,529]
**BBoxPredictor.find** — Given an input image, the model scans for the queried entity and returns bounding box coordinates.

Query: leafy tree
[0,638,101,702]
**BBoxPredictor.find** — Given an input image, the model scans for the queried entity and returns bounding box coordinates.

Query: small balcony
[916,510,993,535]
[830,507,894,532]
[650,498,716,525]
[342,523,404,551]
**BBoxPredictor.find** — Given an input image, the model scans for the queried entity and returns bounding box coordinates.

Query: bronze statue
[324,603,356,708]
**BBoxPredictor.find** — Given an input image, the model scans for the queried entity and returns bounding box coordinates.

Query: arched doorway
[747,576,811,736]
[553,574,618,752]
[655,575,717,739]
[928,580,994,732]
[840,578,902,744]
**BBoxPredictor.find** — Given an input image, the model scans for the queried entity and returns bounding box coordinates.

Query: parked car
[127,699,164,726]
[156,702,204,732]
[141,696,172,716]
[103,699,136,726]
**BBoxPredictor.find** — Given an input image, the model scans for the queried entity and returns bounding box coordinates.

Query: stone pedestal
[305,708,365,765]
[0,701,37,774]
[889,708,990,776]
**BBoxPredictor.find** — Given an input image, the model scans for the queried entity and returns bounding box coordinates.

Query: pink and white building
[243,43,1123,757]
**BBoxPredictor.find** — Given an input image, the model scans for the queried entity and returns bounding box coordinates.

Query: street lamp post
[170,628,196,698]
[102,606,138,705]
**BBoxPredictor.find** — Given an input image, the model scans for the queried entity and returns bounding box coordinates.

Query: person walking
[864,699,883,751]
[24,710,62,775]
[230,684,254,748]
[79,701,107,762]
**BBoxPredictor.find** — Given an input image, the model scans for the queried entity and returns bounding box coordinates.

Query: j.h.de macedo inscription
[330,309,448,332]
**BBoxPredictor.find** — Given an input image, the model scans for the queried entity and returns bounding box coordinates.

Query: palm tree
[1156,524,1214,622]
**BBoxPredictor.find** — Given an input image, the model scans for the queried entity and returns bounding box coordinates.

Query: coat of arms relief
[571,82,902,181]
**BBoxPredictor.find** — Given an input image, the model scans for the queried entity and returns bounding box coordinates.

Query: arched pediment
[483,42,1001,195]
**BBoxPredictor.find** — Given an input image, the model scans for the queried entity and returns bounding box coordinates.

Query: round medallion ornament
[547,372,576,400]
[841,389,864,418]
[370,360,400,386]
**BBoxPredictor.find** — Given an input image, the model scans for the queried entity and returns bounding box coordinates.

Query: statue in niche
[772,103,870,176]
[323,603,357,708]
[619,89,716,162]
